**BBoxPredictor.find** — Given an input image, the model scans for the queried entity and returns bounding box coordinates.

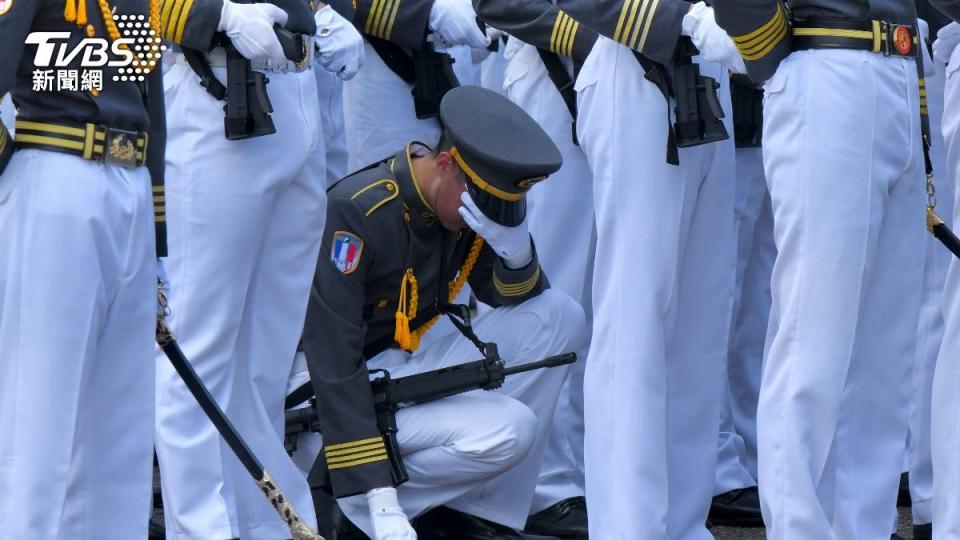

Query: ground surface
[711,507,914,539]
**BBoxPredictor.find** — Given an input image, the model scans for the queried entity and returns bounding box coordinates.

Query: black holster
[366,36,460,119]
[411,46,460,119]
[671,36,728,149]
[182,0,314,140]
[730,73,763,148]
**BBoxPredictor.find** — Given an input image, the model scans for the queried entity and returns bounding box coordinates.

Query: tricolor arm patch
[331,230,365,275]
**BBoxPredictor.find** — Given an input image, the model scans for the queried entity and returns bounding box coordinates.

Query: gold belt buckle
[103,127,140,168]
[883,22,917,58]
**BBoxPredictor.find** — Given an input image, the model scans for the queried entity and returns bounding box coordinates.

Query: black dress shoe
[914,523,933,540]
[708,487,764,528]
[898,472,912,507]
[891,534,907,540]
[415,506,559,540]
[524,496,588,539]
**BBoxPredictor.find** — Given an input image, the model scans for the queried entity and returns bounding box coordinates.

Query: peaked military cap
[439,85,562,226]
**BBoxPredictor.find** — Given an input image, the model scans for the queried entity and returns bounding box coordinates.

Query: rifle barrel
[501,353,577,377]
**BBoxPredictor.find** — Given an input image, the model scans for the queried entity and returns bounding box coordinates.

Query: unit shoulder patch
[331,230,365,275]
[350,179,399,218]
[0,0,12,16]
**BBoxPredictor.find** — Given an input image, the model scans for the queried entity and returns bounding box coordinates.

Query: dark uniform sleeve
[932,0,960,22]
[712,1,791,83]
[469,237,550,307]
[159,0,224,50]
[554,0,690,65]
[473,0,598,63]
[302,196,395,498]
[354,0,433,50]
[0,0,40,173]
[146,66,168,258]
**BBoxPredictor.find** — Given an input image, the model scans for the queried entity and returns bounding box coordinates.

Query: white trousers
[715,147,773,494]
[343,41,442,171]
[908,56,951,528]
[337,289,586,535]
[502,42,595,512]
[758,50,925,540]
[314,67,349,187]
[933,43,960,540]
[0,94,14,131]
[0,150,156,539]
[577,37,736,540]
[156,60,327,540]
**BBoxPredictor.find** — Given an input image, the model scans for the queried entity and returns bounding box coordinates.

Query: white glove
[428,0,489,50]
[682,2,746,74]
[314,5,365,80]
[366,487,417,540]
[218,0,289,65]
[458,191,533,268]
[934,22,960,65]
[470,26,504,64]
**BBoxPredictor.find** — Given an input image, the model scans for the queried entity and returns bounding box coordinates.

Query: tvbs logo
[28,32,138,67]
[26,14,165,86]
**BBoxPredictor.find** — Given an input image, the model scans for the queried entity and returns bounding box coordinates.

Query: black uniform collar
[393,142,439,226]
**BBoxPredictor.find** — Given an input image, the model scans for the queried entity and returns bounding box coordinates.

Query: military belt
[13,119,148,168]
[791,18,919,59]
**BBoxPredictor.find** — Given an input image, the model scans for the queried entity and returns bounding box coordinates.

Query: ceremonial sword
[156,285,324,540]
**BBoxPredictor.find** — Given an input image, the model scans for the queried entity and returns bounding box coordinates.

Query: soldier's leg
[63,165,157,539]
[502,42,594,522]
[423,288,587,529]
[0,151,154,537]
[334,289,585,532]
[757,50,922,540]
[907,53,951,536]
[728,190,774,483]
[314,67,348,186]
[715,148,767,499]
[155,60,307,539]
[225,68,328,539]
[830,81,925,540]
[342,42,440,171]
[931,36,960,540]
[666,62,737,539]
[576,37,717,540]
[336,390,539,537]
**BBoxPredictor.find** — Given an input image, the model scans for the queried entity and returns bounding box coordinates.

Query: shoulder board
[350,179,400,217]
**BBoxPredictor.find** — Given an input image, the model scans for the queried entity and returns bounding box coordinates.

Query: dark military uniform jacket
[712,0,919,83]
[475,0,692,66]
[302,143,549,498]
[472,0,598,64]
[0,0,194,254]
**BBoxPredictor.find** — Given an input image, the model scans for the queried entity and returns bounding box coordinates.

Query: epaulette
[349,178,400,217]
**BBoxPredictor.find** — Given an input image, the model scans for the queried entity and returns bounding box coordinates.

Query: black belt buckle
[103,127,141,168]
[882,21,917,58]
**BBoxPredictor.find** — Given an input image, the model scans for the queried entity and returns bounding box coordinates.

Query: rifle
[284,348,577,484]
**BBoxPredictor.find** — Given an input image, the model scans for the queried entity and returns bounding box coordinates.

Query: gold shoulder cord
[65,0,162,69]
[395,236,485,352]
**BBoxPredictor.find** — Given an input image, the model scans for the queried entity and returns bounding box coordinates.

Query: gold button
[386,183,395,191]
[378,299,389,309]
[404,211,411,223]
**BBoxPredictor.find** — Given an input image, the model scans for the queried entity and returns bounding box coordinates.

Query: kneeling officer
[303,85,587,540]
